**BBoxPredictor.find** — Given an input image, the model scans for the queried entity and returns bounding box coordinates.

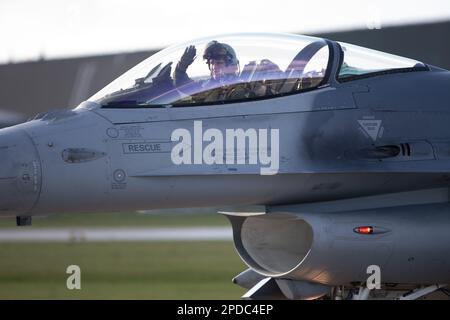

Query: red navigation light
[354,226,374,234]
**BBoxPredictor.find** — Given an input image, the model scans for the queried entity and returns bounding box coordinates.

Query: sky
[1,0,450,63]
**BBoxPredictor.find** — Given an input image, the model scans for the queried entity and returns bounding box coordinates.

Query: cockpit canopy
[337,41,426,81]
[90,33,331,107]
[88,33,426,108]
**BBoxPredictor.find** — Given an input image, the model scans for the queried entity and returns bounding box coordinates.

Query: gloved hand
[178,45,196,71]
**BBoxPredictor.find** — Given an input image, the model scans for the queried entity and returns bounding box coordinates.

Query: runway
[0,227,232,242]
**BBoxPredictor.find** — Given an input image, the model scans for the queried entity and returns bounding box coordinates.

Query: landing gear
[397,284,448,300]
[351,286,371,300]
[331,284,449,300]
[16,215,32,226]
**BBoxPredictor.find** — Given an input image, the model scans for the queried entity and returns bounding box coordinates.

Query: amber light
[354,226,374,234]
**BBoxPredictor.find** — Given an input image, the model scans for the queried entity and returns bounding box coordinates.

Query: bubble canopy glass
[338,41,426,81]
[88,33,426,108]
[89,33,332,107]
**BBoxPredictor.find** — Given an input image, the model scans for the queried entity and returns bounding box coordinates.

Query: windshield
[89,33,331,108]
[338,42,426,81]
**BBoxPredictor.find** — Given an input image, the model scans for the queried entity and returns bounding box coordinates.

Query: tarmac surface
[0,227,232,241]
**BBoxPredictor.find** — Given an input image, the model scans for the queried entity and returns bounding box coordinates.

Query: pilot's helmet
[203,40,239,68]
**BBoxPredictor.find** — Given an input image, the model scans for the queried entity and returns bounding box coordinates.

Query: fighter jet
[1,33,450,300]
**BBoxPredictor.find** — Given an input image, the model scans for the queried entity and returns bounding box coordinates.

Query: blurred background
[0,0,450,299]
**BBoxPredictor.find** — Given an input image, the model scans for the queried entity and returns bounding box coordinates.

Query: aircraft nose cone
[0,127,41,216]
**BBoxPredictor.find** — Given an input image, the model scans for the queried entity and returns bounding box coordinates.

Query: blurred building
[1,20,449,118]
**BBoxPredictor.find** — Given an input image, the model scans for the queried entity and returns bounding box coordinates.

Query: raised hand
[179,45,197,71]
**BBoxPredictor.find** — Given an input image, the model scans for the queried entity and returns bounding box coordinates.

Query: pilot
[174,41,249,102]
